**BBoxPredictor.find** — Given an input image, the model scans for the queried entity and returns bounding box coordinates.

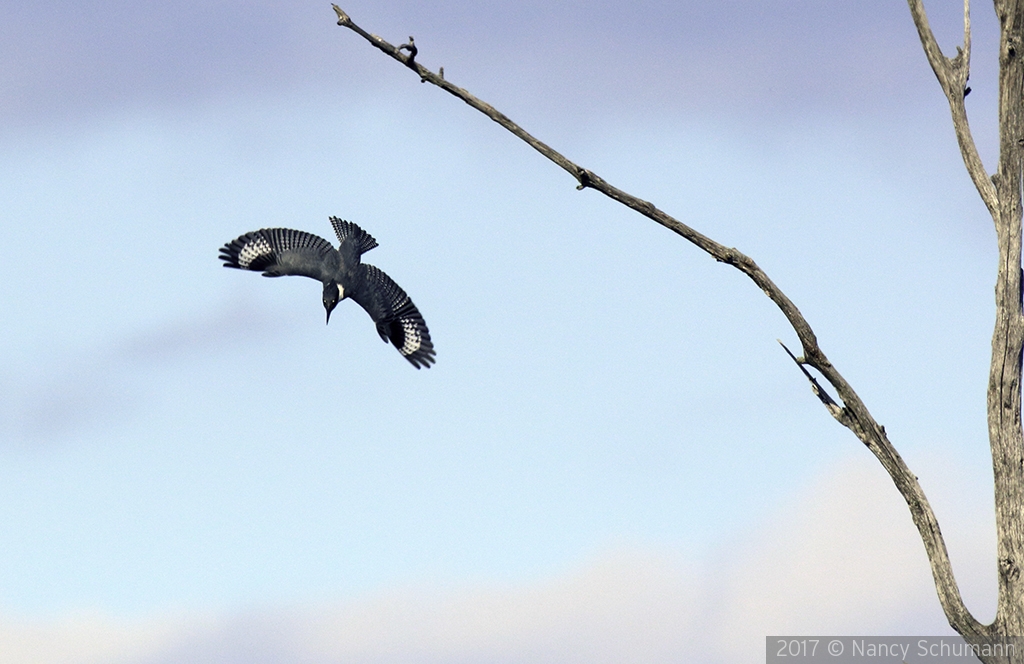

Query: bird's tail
[329,217,379,255]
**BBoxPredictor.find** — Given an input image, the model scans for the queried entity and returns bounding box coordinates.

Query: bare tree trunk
[989,0,1024,642]
[331,1,1024,659]
[910,0,1024,654]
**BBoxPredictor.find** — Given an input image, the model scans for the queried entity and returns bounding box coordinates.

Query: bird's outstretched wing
[219,228,337,281]
[350,264,436,369]
[329,217,378,256]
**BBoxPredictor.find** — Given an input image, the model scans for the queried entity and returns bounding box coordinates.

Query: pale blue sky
[0,1,1008,661]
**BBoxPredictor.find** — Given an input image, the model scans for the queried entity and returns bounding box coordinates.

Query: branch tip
[776,338,803,364]
[331,4,350,26]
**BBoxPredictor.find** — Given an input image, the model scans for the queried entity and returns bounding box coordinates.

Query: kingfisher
[219,217,435,368]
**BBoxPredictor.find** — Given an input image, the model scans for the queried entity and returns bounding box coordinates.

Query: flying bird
[219,217,435,368]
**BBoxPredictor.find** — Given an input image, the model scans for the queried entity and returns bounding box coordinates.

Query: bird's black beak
[323,283,341,325]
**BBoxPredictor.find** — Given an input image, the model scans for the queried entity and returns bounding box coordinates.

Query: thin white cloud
[0,611,190,664]
[293,552,699,664]
[0,455,995,663]
[709,457,994,660]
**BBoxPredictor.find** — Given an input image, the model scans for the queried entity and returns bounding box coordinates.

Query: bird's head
[323,282,344,324]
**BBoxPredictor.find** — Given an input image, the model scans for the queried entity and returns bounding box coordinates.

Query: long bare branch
[908,0,998,217]
[330,4,985,636]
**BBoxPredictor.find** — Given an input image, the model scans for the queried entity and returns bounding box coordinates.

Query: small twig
[777,340,848,424]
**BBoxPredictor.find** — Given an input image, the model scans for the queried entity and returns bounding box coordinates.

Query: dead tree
[332,1,1024,658]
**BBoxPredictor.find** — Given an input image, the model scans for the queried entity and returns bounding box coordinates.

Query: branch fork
[908,0,997,216]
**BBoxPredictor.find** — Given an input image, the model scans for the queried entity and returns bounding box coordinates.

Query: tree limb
[331,3,985,637]
[908,0,998,217]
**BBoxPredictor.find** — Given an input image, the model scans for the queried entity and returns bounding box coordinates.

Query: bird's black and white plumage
[219,217,435,368]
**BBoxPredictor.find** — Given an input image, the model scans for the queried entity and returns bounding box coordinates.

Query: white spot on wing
[399,318,422,356]
[238,236,272,268]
